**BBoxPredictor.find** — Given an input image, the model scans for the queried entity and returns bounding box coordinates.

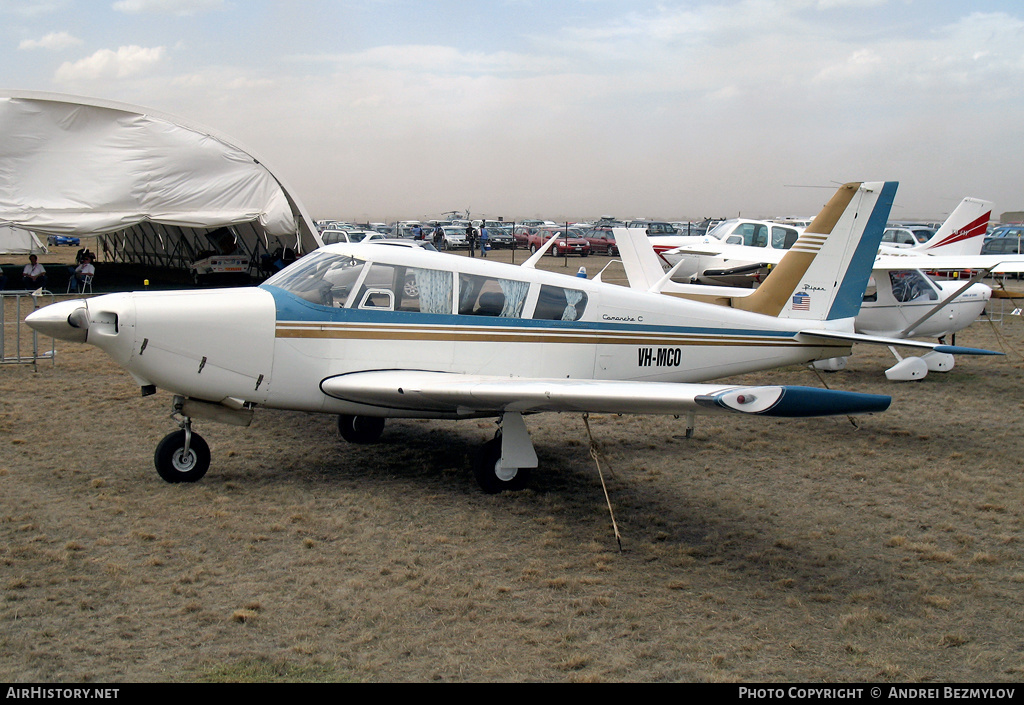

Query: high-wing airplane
[610,197,1016,380]
[26,182,992,491]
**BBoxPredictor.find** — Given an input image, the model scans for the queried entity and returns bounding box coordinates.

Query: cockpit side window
[351,263,454,315]
[889,270,939,303]
[735,223,768,247]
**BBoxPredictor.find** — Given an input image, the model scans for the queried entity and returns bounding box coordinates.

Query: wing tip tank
[696,385,891,417]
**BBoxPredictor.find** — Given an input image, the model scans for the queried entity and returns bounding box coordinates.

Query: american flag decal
[792,292,811,311]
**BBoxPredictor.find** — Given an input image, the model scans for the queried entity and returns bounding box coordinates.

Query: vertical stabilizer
[732,181,897,321]
[611,226,671,290]
[910,197,992,256]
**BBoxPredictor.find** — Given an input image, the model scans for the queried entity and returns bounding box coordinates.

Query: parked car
[626,221,678,236]
[365,238,438,252]
[985,224,1024,243]
[320,229,385,245]
[981,235,1022,256]
[881,225,935,248]
[578,226,619,255]
[525,227,591,256]
[512,225,539,248]
[439,226,468,250]
[981,234,1023,279]
[47,235,81,247]
[484,226,514,249]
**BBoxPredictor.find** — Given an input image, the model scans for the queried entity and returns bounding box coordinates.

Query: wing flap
[320,370,890,417]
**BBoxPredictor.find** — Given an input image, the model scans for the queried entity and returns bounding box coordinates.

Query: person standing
[478,224,488,257]
[466,224,477,257]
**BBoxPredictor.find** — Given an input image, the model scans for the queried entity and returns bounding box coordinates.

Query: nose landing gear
[154,399,210,483]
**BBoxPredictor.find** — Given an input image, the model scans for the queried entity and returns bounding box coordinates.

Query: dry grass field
[2,246,1024,682]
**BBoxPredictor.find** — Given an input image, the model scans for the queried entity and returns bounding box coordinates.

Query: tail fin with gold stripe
[732,181,897,321]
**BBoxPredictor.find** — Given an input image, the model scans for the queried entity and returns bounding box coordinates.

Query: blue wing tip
[770,386,891,417]
[934,345,1003,356]
[697,386,891,417]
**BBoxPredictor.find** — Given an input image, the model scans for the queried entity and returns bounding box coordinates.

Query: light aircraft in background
[26,182,995,491]
[658,197,993,287]
[608,197,1018,380]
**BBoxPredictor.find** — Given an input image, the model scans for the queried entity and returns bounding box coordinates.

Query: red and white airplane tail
[909,197,992,256]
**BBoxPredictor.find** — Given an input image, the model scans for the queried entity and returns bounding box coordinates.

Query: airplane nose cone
[25,299,90,343]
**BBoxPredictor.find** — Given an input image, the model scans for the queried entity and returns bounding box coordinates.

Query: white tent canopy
[0,91,320,274]
[0,225,47,255]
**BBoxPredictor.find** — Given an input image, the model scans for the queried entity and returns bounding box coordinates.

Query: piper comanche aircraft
[28,181,988,492]
[609,196,1016,380]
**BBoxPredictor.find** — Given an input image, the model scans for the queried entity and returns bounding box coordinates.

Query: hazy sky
[3,0,1022,223]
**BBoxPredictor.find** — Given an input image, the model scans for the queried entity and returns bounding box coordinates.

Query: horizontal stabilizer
[321,370,889,418]
[798,329,1003,356]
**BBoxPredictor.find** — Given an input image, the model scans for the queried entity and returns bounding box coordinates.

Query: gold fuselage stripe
[275,322,848,349]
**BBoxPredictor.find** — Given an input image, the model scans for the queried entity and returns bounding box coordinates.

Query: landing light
[735,394,756,405]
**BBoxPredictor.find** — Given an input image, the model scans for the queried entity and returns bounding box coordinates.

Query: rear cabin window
[771,226,800,250]
[533,285,588,321]
[458,274,528,317]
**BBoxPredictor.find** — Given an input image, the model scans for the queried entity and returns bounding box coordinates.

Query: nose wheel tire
[473,435,531,494]
[337,414,386,444]
[154,430,210,483]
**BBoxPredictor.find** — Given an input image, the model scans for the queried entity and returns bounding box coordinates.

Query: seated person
[21,254,47,290]
[70,254,95,292]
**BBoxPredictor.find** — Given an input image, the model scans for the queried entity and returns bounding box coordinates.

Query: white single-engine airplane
[26,182,994,491]
[657,197,994,286]
[609,197,1017,380]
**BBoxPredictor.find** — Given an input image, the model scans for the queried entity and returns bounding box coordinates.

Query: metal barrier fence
[986,276,1024,324]
[1,290,56,370]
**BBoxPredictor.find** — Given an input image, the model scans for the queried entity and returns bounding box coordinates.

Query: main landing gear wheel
[154,430,210,483]
[473,435,531,494]
[337,414,385,444]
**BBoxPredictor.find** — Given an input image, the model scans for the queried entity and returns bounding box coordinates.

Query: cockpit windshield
[263,251,365,307]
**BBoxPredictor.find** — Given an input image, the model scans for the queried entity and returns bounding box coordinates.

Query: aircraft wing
[321,370,890,417]
[701,262,775,277]
[669,242,787,264]
[872,253,1024,274]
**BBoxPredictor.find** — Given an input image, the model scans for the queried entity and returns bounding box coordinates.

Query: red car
[578,226,619,255]
[525,227,591,256]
